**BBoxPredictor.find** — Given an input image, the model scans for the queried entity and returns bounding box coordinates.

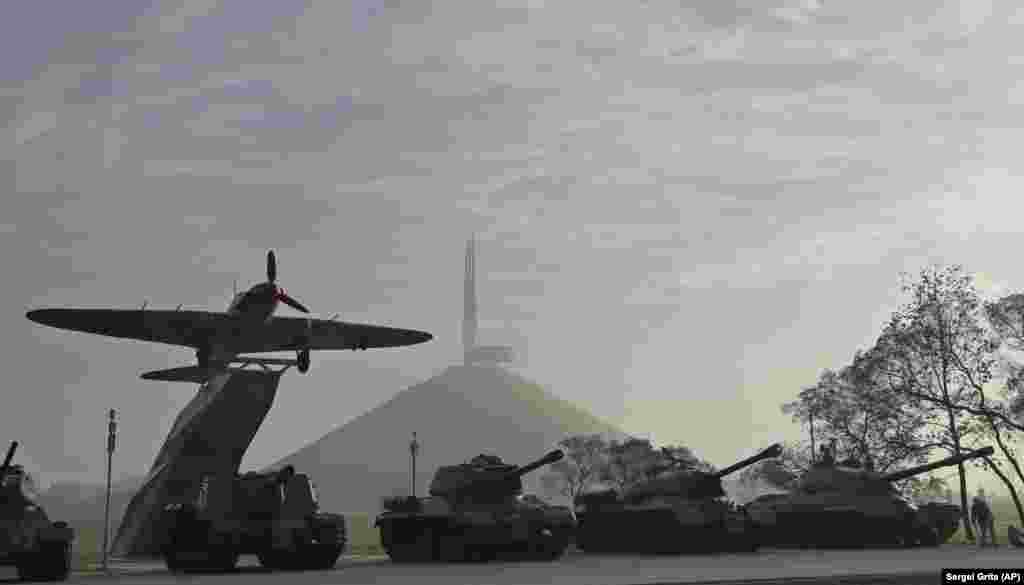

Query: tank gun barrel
[512,450,564,479]
[881,446,995,483]
[0,441,18,476]
[713,443,784,479]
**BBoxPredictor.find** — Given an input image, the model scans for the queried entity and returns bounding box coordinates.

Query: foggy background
[2,0,1021,493]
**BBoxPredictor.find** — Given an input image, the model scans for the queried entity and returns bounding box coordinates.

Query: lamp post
[102,409,117,572]
[409,432,419,498]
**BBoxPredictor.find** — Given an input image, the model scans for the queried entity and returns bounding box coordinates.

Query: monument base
[110,369,283,557]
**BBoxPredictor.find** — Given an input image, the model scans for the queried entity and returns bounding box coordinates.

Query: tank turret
[625,443,783,500]
[0,440,36,502]
[428,449,564,498]
[796,446,994,495]
[0,441,17,477]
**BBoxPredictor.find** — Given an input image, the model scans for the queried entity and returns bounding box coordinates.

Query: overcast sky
[3,0,1023,490]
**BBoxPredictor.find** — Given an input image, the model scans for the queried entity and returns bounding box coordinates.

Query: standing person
[971,493,995,546]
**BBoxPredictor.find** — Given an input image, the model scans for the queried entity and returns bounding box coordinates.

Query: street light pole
[102,409,117,572]
[409,432,419,498]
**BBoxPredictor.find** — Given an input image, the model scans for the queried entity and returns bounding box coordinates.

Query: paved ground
[0,546,1018,585]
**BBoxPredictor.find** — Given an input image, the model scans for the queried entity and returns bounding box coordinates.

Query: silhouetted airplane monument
[26,250,433,556]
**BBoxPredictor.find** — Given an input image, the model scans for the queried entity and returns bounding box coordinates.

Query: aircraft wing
[26,308,229,348]
[244,316,433,352]
[27,309,433,352]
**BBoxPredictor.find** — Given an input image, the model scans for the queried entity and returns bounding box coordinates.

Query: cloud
[681,0,825,30]
[12,110,58,145]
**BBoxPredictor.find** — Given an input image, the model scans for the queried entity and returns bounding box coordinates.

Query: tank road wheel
[386,525,436,563]
[165,547,238,574]
[162,540,188,573]
[15,557,40,582]
[437,532,467,563]
[257,550,284,570]
[257,548,307,572]
[573,522,591,553]
[275,543,344,571]
[309,544,344,570]
[735,511,761,553]
[915,523,940,548]
[16,540,72,582]
[901,517,920,548]
[215,548,240,572]
[51,541,72,581]
[164,549,183,572]
[530,527,569,561]
[575,519,607,554]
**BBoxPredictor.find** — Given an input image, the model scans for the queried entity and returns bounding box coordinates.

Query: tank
[574,443,784,554]
[374,449,574,563]
[744,445,995,548]
[0,441,75,581]
[159,465,346,573]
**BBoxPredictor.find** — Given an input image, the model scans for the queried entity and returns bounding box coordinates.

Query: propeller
[266,250,310,313]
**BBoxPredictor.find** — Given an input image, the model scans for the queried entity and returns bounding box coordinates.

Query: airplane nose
[412,330,433,344]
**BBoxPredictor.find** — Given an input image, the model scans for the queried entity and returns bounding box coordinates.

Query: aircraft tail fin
[140,366,212,383]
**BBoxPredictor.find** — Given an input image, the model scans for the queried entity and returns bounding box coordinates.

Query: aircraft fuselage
[226,283,281,323]
[200,283,285,365]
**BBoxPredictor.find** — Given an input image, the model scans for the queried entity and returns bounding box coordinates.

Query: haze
[2,0,1022,492]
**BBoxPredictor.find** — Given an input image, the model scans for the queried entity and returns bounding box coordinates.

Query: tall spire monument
[463,237,478,364]
[462,235,515,366]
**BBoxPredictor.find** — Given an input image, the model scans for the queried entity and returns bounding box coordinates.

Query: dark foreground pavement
[0,546,1015,585]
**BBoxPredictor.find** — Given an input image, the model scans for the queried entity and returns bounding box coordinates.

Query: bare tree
[867,265,997,541]
[540,434,607,514]
[601,438,660,491]
[984,293,1024,351]
[905,474,950,501]
[967,415,1024,526]
[982,293,1024,427]
[781,374,837,465]
[659,444,714,474]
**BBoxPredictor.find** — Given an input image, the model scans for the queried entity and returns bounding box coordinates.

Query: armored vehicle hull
[377,495,575,562]
[0,441,74,581]
[575,494,757,554]
[745,446,994,549]
[375,450,573,563]
[574,444,783,555]
[0,517,74,582]
[745,492,939,548]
